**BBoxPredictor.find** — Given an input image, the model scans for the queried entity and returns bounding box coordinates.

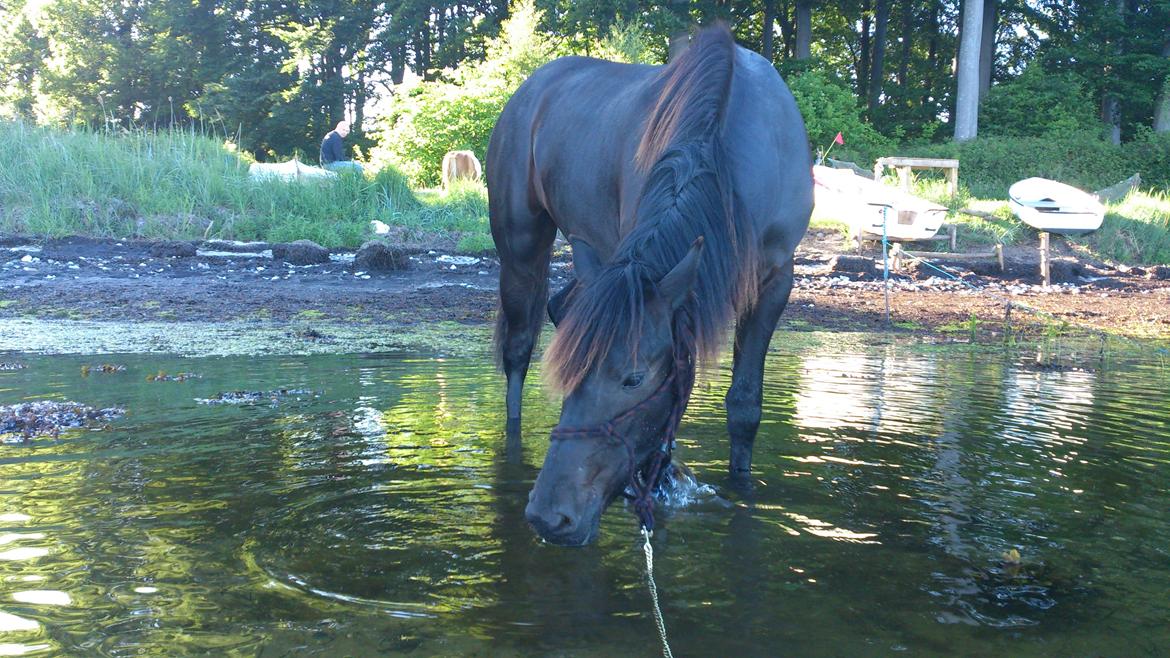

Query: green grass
[1075,190,1170,265]
[0,121,492,251]
[4,121,1167,264]
[909,177,1170,264]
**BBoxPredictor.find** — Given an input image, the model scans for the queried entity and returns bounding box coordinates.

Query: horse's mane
[546,24,759,393]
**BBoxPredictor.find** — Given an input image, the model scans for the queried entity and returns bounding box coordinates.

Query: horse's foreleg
[496,221,556,438]
[726,259,795,477]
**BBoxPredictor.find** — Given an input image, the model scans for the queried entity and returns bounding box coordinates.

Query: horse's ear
[658,236,704,311]
[569,236,603,285]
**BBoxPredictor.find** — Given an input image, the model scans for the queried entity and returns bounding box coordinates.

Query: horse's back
[488,57,658,252]
[724,47,813,261]
[489,47,812,264]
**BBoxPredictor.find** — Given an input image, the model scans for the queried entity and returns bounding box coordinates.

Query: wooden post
[897,166,911,191]
[1039,232,1050,286]
[995,243,1004,272]
[948,224,958,251]
[873,159,886,181]
[947,166,959,197]
[890,243,904,271]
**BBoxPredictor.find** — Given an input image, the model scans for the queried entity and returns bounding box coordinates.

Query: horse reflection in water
[488,24,813,545]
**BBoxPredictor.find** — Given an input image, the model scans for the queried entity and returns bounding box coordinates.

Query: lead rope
[642,526,674,658]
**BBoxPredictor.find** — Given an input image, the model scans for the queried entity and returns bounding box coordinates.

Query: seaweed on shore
[1,401,125,442]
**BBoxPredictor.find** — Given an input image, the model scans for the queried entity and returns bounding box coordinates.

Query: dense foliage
[2,0,1168,162]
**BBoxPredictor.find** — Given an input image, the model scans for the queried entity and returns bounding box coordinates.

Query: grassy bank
[0,122,492,251]
[905,179,1170,265]
[2,121,1168,263]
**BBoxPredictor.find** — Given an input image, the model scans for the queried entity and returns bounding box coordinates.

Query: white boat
[1008,177,1105,235]
[813,165,947,241]
[248,159,339,183]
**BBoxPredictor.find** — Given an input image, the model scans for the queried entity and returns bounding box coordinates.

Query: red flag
[834,132,844,145]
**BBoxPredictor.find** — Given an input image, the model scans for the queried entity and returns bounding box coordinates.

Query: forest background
[1,0,1168,259]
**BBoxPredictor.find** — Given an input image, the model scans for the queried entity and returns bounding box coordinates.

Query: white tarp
[248,160,339,183]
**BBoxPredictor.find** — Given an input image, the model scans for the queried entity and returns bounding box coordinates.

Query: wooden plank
[901,249,998,261]
[1039,231,1051,286]
[875,157,960,168]
[958,207,998,220]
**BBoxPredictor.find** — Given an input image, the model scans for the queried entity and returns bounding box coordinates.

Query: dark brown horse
[488,25,812,545]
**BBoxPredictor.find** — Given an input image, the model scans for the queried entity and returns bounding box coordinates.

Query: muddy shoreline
[2,234,1168,354]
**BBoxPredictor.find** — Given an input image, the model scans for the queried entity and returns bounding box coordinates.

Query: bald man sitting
[320,121,363,175]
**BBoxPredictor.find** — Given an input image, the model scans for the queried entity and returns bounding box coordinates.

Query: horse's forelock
[544,264,649,393]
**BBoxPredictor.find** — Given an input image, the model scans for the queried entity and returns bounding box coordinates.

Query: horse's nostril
[525,501,578,537]
[551,512,573,531]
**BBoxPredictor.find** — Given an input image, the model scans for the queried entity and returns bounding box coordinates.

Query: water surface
[1,336,1168,656]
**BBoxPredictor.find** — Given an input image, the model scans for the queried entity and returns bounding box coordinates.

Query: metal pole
[882,206,891,325]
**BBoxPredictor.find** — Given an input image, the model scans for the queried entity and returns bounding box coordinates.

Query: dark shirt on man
[320,131,344,165]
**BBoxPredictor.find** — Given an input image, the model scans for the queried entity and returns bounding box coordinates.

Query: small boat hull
[1008,177,1105,236]
[813,166,947,241]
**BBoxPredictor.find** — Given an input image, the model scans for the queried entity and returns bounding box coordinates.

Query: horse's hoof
[725,470,756,497]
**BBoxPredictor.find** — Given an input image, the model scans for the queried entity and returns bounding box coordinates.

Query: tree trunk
[762,0,776,61]
[780,0,795,58]
[390,42,406,85]
[868,0,891,113]
[858,0,872,101]
[1102,96,1122,145]
[1101,0,1126,145]
[978,0,997,100]
[795,0,811,59]
[897,0,912,87]
[924,1,939,110]
[954,0,984,141]
[668,0,690,61]
[1155,36,1170,133]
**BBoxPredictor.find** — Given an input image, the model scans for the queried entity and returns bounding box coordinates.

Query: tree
[1156,32,1170,133]
[0,6,49,120]
[867,0,891,114]
[954,0,983,141]
[795,0,812,60]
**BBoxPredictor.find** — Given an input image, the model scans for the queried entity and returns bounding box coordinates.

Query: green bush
[898,133,1138,199]
[372,1,564,188]
[980,65,1104,138]
[787,69,892,163]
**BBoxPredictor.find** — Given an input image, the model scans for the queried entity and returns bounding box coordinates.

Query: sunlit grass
[1077,190,1170,265]
[0,121,492,251]
[909,177,1170,263]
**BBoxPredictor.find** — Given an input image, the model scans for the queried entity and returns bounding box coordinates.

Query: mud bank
[1,234,1168,354]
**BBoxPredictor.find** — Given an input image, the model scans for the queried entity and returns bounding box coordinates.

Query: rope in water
[641,527,674,658]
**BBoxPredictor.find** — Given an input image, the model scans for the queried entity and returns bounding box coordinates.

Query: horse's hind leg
[493,210,557,438]
[726,258,795,477]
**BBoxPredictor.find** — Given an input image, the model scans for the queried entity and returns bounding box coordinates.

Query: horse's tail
[630,24,759,362]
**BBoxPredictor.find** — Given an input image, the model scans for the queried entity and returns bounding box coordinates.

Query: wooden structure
[856,223,957,252]
[1039,231,1051,286]
[889,243,1004,273]
[874,157,960,197]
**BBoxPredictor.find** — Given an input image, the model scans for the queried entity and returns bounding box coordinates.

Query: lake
[1,335,1168,656]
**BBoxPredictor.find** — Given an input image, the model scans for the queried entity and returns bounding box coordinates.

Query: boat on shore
[812,165,947,242]
[1008,177,1105,235]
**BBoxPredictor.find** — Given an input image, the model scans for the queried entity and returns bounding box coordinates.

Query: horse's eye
[622,372,645,389]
